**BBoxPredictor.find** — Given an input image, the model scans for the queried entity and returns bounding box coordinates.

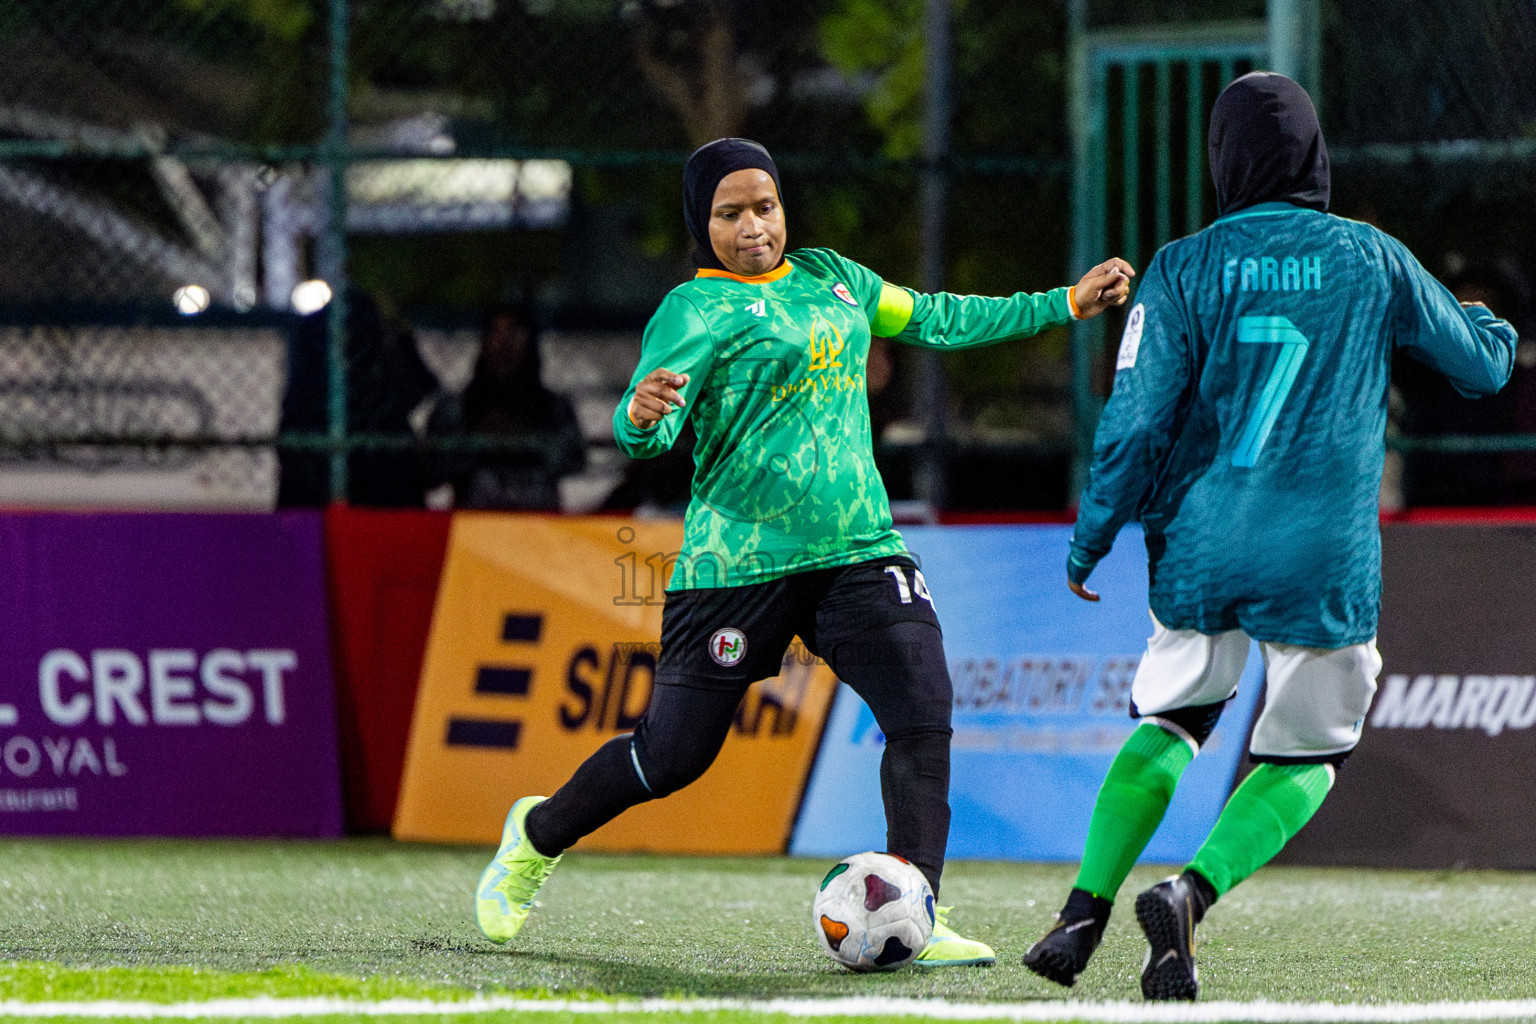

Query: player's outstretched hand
[1068,579,1100,602]
[1072,258,1136,319]
[628,368,690,430]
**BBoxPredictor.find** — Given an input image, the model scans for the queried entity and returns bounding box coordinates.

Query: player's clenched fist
[1071,257,1136,319]
[627,368,691,430]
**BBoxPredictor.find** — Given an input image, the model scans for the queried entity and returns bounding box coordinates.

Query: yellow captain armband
[871,282,915,337]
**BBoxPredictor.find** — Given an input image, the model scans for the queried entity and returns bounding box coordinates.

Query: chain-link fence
[0,1,1530,512]
[1073,0,1536,509]
[1322,0,1536,508]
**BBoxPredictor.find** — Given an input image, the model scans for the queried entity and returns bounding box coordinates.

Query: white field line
[1,997,1536,1022]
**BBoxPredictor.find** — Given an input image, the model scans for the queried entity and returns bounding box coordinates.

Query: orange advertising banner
[392,514,839,852]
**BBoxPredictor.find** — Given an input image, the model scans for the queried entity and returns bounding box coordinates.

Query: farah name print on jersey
[1222,255,1323,294]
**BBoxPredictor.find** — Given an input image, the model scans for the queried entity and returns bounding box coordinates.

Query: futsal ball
[812,852,934,972]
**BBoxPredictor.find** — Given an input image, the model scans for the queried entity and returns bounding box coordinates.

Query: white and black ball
[811,851,934,972]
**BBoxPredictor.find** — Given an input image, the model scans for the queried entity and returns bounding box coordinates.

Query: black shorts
[656,556,941,689]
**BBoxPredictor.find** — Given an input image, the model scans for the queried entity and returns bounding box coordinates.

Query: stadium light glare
[291,280,333,316]
[518,159,572,202]
[172,285,210,315]
[343,158,573,233]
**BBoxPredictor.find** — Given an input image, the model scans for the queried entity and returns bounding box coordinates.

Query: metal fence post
[1268,0,1321,109]
[1070,20,1269,500]
[1067,0,1099,499]
[323,0,351,502]
[915,0,951,512]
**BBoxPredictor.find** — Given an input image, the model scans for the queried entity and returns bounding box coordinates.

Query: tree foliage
[820,0,928,159]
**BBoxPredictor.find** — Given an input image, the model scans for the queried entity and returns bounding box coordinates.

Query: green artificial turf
[0,959,459,1003]
[0,838,1535,1008]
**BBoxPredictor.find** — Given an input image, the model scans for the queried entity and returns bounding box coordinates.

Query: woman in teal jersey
[1024,74,1517,1002]
[474,138,1134,965]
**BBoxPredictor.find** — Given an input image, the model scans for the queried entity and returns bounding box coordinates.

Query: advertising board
[325,506,452,832]
[393,515,838,853]
[0,512,341,836]
[792,525,1264,863]
[1278,524,1536,868]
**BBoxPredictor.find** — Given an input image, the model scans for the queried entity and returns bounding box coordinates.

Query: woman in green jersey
[475,138,1133,965]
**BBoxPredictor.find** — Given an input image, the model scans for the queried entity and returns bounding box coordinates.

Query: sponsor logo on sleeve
[1116,303,1145,370]
[831,283,859,307]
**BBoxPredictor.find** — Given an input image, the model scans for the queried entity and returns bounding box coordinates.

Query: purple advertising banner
[0,512,342,837]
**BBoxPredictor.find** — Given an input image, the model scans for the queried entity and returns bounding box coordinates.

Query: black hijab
[682,138,784,271]
[1208,72,1330,216]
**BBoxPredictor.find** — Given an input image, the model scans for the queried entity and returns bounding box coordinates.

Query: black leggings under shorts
[524,555,957,893]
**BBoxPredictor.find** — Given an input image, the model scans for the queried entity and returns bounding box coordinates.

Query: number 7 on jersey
[1232,315,1310,467]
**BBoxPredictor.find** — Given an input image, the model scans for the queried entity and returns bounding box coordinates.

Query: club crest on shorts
[709,627,748,667]
[831,282,859,307]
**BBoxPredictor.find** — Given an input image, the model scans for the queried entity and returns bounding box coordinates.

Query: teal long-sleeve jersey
[1071,202,1518,648]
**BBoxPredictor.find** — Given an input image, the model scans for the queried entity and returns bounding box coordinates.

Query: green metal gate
[1068,21,1270,492]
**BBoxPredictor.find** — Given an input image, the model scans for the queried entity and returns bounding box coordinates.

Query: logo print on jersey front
[709,628,748,667]
[831,282,858,307]
[807,319,846,371]
[746,299,767,317]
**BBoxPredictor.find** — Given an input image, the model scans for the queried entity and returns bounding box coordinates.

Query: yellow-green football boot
[913,905,997,967]
[475,796,562,944]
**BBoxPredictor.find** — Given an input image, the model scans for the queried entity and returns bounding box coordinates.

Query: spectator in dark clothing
[866,337,900,441]
[600,420,697,515]
[1469,264,1536,499]
[277,285,438,507]
[440,301,586,510]
[1395,263,1529,506]
[865,336,915,500]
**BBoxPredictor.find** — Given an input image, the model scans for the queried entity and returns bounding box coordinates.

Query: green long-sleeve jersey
[613,247,1072,590]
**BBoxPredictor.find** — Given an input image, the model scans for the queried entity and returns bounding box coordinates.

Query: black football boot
[1134,871,1214,1001]
[1022,888,1112,987]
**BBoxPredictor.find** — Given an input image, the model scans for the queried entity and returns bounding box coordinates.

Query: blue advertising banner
[792,525,1263,863]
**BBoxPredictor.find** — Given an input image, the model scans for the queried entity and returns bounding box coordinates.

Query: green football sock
[1186,762,1333,898]
[1074,721,1196,901]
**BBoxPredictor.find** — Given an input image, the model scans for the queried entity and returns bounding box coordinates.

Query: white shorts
[1130,613,1383,762]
